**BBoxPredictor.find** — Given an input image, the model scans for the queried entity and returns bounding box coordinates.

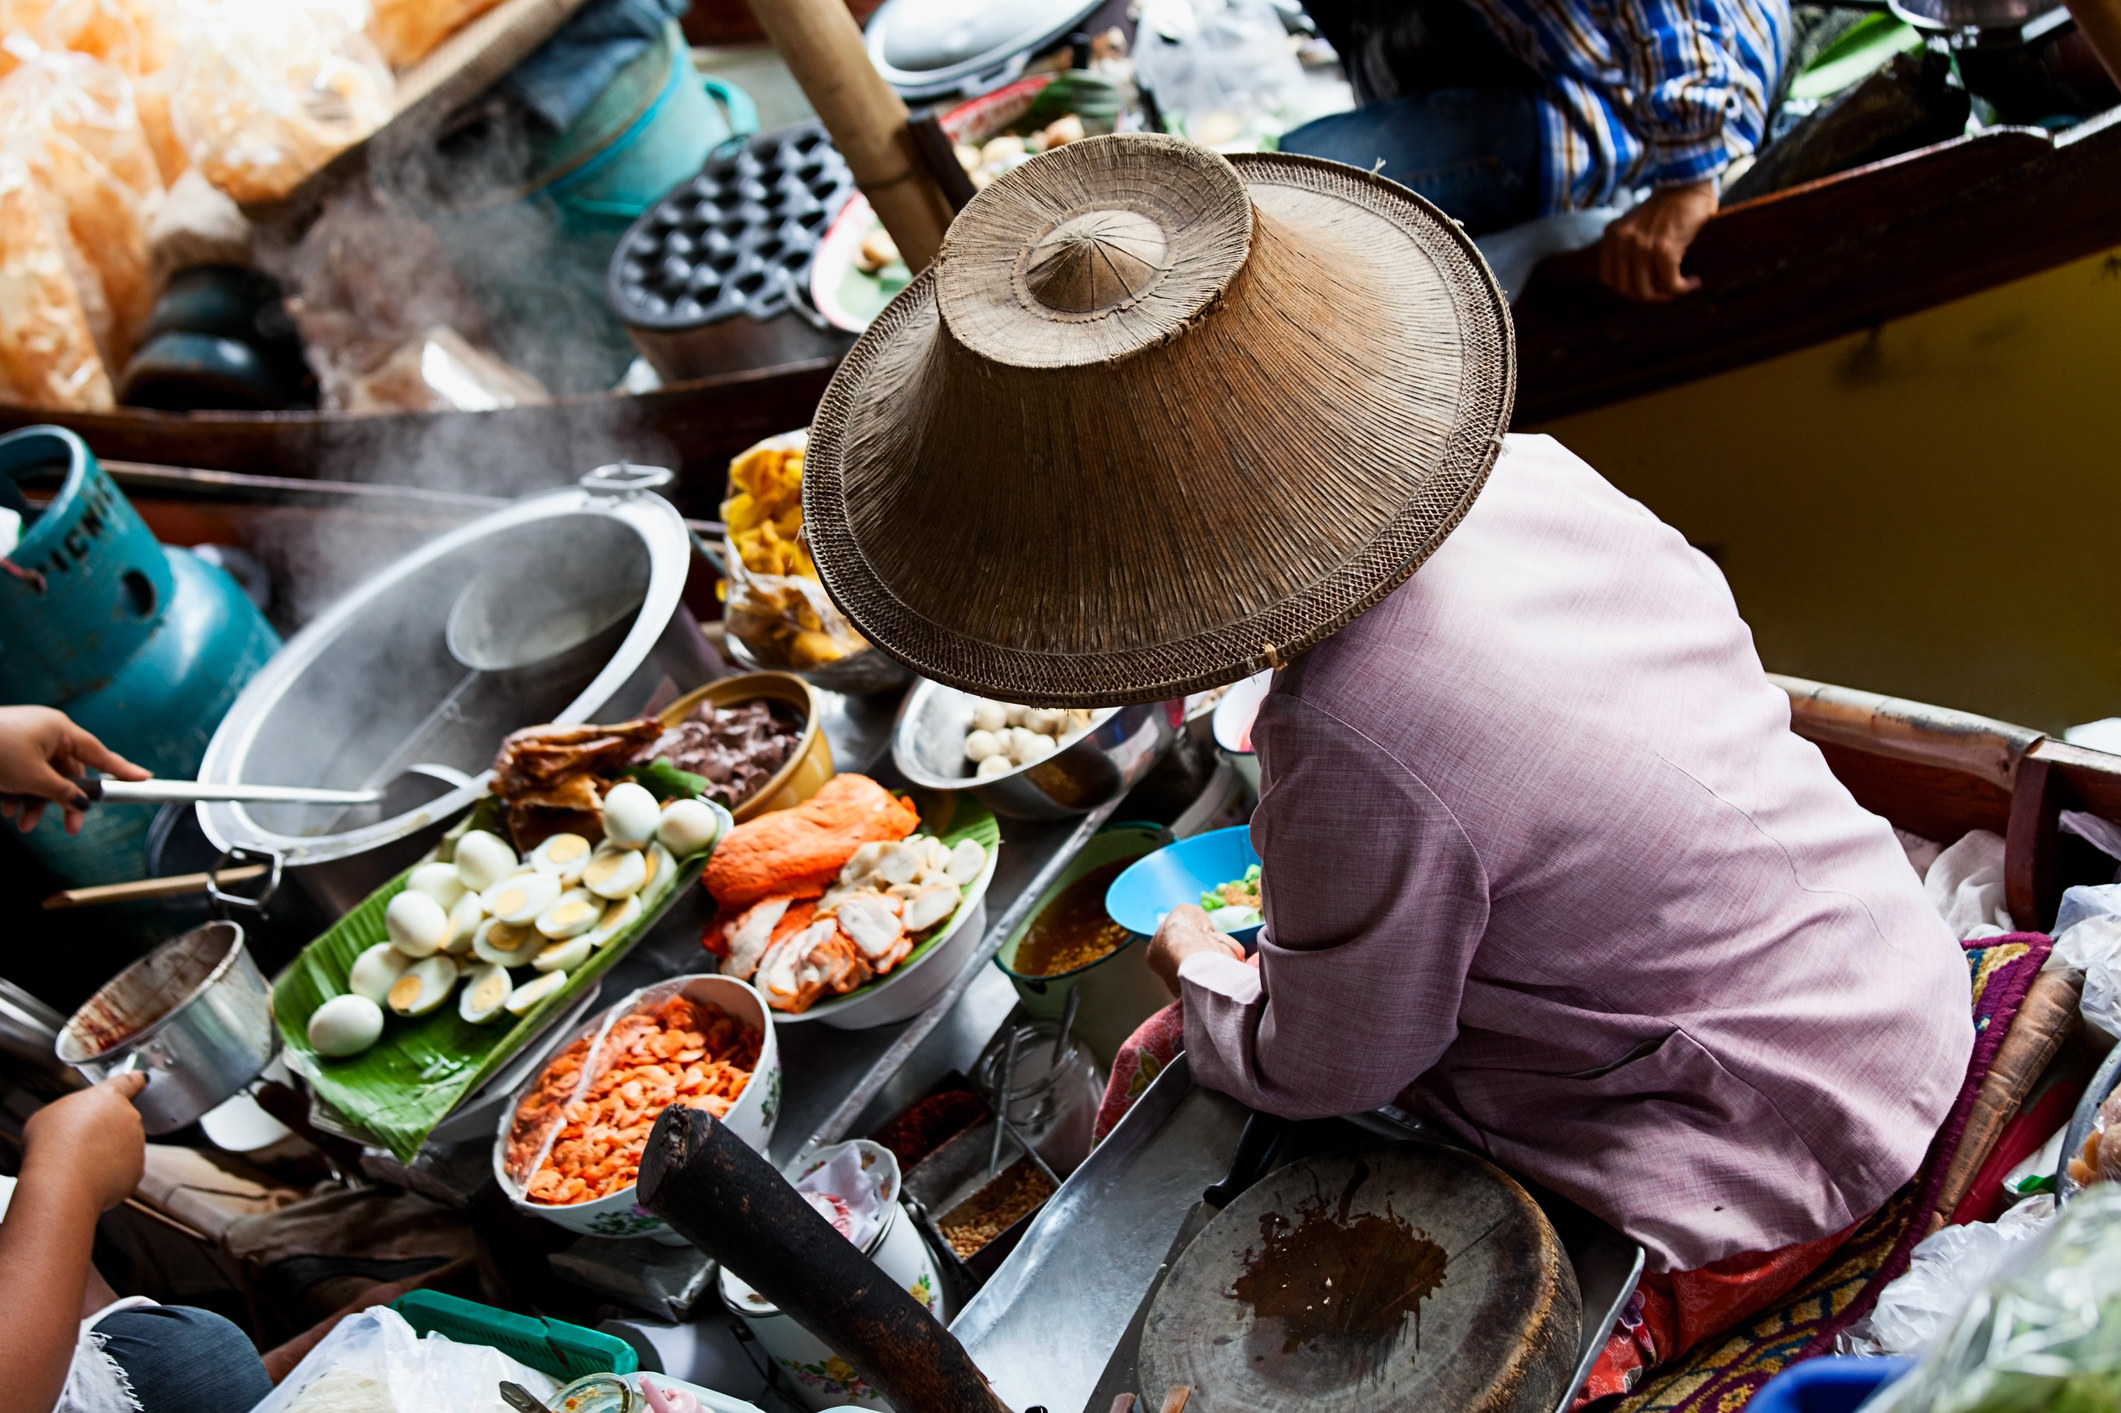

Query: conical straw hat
[802,133,1513,707]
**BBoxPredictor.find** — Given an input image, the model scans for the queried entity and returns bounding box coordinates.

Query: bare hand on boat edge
[1600,179,1718,303]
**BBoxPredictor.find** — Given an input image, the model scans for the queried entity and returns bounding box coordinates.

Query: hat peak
[1021,209,1170,314]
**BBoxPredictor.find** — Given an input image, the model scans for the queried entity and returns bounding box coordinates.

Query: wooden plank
[2007,738,2121,929]
[0,357,840,518]
[1514,111,2121,422]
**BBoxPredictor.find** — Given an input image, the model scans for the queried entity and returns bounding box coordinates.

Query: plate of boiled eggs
[304,785,731,1060]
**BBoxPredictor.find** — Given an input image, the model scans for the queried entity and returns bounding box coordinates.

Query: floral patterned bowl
[493,974,781,1243]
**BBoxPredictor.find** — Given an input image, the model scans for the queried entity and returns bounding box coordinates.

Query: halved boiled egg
[472,918,542,968]
[582,894,641,949]
[481,870,561,925]
[387,955,459,1017]
[444,893,484,954]
[453,830,518,892]
[532,936,592,974]
[530,832,593,884]
[505,970,568,1016]
[536,888,602,940]
[459,963,514,1025]
[348,942,410,1004]
[640,842,675,899]
[385,890,450,958]
[582,844,647,899]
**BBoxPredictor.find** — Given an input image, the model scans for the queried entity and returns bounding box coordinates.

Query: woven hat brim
[802,151,1515,708]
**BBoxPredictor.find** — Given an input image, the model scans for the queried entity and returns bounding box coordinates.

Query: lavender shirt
[1180,434,1973,1272]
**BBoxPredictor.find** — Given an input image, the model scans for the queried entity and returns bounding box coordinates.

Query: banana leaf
[274,802,711,1162]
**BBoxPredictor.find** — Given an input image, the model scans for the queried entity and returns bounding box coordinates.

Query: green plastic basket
[392,1289,639,1382]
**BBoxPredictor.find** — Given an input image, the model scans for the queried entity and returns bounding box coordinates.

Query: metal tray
[951,1057,1646,1413]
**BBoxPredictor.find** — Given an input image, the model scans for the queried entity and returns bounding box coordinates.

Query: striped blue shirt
[1459,0,1790,211]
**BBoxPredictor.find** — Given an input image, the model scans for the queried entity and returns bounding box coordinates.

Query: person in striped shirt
[1286,0,1788,301]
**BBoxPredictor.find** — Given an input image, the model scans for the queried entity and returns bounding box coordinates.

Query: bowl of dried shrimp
[494,974,779,1240]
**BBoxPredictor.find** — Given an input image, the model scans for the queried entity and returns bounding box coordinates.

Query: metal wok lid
[864,0,1102,99]
[197,466,693,867]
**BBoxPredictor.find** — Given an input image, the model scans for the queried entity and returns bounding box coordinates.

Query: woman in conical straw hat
[802,134,1970,1384]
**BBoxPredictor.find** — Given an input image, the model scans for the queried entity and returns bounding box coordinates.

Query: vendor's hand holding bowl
[1148,903,1245,996]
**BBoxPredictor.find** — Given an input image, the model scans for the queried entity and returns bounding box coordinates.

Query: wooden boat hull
[0,356,842,519]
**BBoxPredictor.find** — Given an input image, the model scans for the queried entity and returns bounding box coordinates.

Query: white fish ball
[964,729,1002,763]
[969,700,1008,733]
[976,753,1015,779]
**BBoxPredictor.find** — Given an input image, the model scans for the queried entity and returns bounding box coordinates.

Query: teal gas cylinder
[0,425,280,887]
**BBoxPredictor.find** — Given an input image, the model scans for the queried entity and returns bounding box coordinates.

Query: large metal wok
[196,464,716,916]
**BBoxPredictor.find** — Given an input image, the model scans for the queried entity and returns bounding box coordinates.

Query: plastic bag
[250,1304,557,1413]
[165,0,392,204]
[721,430,872,671]
[1925,829,2014,940]
[0,151,115,408]
[1865,1184,2121,1413]
[1843,1196,2058,1357]
[366,0,504,69]
[0,42,160,362]
[2050,909,2121,1045]
[1132,0,1312,147]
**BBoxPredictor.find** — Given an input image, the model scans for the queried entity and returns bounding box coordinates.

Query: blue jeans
[1279,84,1544,235]
[95,1306,273,1413]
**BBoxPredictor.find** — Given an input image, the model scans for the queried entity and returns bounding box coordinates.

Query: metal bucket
[55,920,274,1134]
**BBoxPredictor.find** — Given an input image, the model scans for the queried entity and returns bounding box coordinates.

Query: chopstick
[43,865,267,910]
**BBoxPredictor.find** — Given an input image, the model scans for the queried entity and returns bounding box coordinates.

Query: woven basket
[802,133,1514,707]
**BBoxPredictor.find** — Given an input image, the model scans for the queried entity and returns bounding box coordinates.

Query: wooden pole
[744,0,955,270]
[638,1105,1013,1413]
[2066,0,2121,87]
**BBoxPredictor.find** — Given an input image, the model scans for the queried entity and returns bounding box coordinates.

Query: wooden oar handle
[638,1104,1012,1413]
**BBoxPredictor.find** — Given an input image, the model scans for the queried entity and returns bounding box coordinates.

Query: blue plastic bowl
[1747,1357,1913,1413]
[1105,826,1263,945]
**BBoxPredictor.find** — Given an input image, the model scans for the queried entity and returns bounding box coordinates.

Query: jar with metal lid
[974,1020,1105,1177]
[549,1373,635,1412]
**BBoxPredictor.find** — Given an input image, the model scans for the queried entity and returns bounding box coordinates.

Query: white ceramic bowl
[1211,669,1273,796]
[494,974,781,1241]
[774,843,999,1030]
[718,1139,945,1411]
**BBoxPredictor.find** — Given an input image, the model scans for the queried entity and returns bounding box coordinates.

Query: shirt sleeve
[1621,0,1752,188]
[1180,693,1492,1118]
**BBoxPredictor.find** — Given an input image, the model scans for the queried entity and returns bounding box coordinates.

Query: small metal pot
[55,921,275,1134]
[892,679,1179,820]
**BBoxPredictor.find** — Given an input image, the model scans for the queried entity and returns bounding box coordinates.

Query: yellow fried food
[722,443,813,578]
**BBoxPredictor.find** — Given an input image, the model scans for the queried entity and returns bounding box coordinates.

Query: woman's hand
[0,705,147,835]
[1598,180,1718,302]
[23,1072,148,1213]
[1147,904,1245,995]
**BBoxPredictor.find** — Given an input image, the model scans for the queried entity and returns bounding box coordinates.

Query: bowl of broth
[995,825,1173,1066]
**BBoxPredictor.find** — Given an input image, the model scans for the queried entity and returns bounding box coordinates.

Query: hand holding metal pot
[22,1071,147,1212]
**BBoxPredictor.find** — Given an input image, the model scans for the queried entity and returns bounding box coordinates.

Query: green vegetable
[620,758,708,802]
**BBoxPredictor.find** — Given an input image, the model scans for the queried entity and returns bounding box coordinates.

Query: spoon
[498,1383,555,1413]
